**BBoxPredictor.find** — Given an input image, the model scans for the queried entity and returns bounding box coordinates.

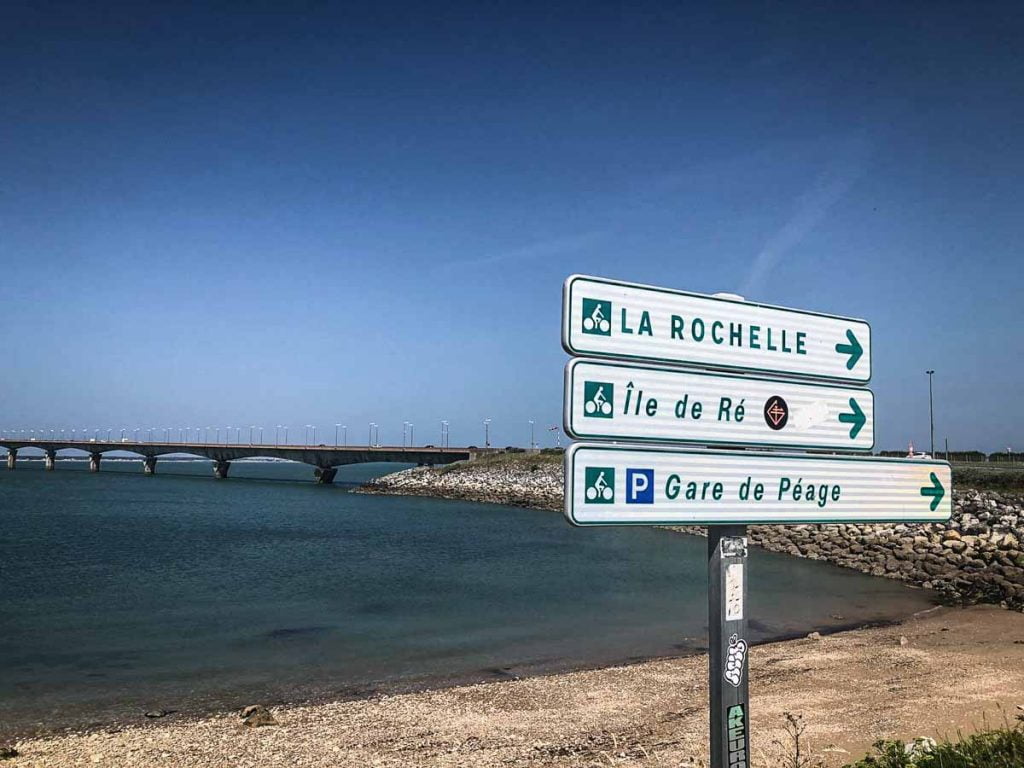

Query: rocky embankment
[360,460,1024,610]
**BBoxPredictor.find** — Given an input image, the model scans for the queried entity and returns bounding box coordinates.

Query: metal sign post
[708,527,750,768]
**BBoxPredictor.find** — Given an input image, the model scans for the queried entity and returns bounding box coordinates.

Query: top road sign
[562,275,872,383]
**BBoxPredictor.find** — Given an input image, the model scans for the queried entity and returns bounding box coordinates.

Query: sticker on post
[724,634,747,687]
[725,563,744,621]
[728,704,748,768]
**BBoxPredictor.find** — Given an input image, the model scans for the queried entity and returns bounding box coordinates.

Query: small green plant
[844,716,1024,767]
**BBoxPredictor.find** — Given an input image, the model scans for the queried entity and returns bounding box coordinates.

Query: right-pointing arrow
[835,329,864,371]
[920,472,945,512]
[838,397,866,439]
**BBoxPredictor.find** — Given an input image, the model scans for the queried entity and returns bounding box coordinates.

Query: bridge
[0,438,481,484]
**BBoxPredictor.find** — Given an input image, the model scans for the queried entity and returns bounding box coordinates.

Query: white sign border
[561,274,873,383]
[563,357,875,452]
[564,442,952,526]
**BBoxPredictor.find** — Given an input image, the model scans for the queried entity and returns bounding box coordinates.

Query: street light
[403,421,409,447]
[335,424,341,447]
[441,420,449,449]
[483,419,491,448]
[342,425,347,446]
[926,370,935,458]
[529,420,535,450]
[369,423,376,447]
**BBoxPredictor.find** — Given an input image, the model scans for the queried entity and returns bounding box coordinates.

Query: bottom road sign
[565,443,951,525]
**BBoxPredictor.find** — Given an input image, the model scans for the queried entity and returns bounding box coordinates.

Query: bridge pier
[44,449,57,471]
[89,452,102,472]
[314,467,337,484]
[6,448,16,470]
[213,460,231,479]
[143,456,157,475]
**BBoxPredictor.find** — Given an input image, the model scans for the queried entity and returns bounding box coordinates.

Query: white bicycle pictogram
[582,304,611,333]
[584,385,613,415]
[585,470,614,501]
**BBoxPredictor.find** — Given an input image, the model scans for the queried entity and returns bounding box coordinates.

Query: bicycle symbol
[584,381,614,417]
[581,298,612,336]
[585,469,614,502]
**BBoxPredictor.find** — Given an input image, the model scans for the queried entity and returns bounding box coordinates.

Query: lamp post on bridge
[409,423,414,446]
[335,424,341,447]
[926,370,936,458]
[483,419,491,448]
[529,420,535,450]
[402,421,409,448]
[342,425,347,446]
[259,426,264,445]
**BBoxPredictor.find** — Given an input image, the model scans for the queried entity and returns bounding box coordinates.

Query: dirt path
[7,605,1024,767]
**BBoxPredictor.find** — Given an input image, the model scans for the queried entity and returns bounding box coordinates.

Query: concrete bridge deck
[0,439,481,484]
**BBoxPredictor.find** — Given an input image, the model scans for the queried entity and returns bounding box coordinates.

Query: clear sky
[1,1,1021,451]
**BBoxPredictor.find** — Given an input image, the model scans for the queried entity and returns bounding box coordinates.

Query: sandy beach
[6,604,1023,767]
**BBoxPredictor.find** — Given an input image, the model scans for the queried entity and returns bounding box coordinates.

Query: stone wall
[360,464,1023,611]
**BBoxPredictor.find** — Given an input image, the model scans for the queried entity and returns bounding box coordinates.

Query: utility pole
[926,370,935,457]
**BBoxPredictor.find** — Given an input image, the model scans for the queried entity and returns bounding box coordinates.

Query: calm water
[0,459,936,734]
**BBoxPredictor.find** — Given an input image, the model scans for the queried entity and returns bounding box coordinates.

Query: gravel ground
[6,605,1023,768]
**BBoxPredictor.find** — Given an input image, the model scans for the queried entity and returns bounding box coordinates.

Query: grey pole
[926,370,935,457]
[708,526,750,768]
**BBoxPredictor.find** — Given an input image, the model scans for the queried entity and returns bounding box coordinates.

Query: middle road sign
[564,358,874,451]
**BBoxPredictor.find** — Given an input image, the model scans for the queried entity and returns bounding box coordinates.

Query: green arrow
[835,329,863,371]
[838,398,866,439]
[920,472,945,512]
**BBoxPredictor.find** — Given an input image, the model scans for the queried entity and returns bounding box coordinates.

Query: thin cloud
[741,137,872,297]
[440,229,608,271]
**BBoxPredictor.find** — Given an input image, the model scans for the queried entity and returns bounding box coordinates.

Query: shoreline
[6,605,1022,767]
[0,604,932,742]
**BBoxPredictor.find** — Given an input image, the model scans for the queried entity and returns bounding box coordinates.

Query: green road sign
[565,358,874,451]
[563,275,872,383]
[565,443,951,525]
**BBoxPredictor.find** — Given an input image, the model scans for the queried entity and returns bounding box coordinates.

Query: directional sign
[565,443,951,525]
[564,358,874,451]
[562,275,871,383]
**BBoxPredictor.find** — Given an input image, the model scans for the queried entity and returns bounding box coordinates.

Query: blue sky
[1,1,1021,451]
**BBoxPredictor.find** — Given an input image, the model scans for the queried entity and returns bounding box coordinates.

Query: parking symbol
[626,468,654,504]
